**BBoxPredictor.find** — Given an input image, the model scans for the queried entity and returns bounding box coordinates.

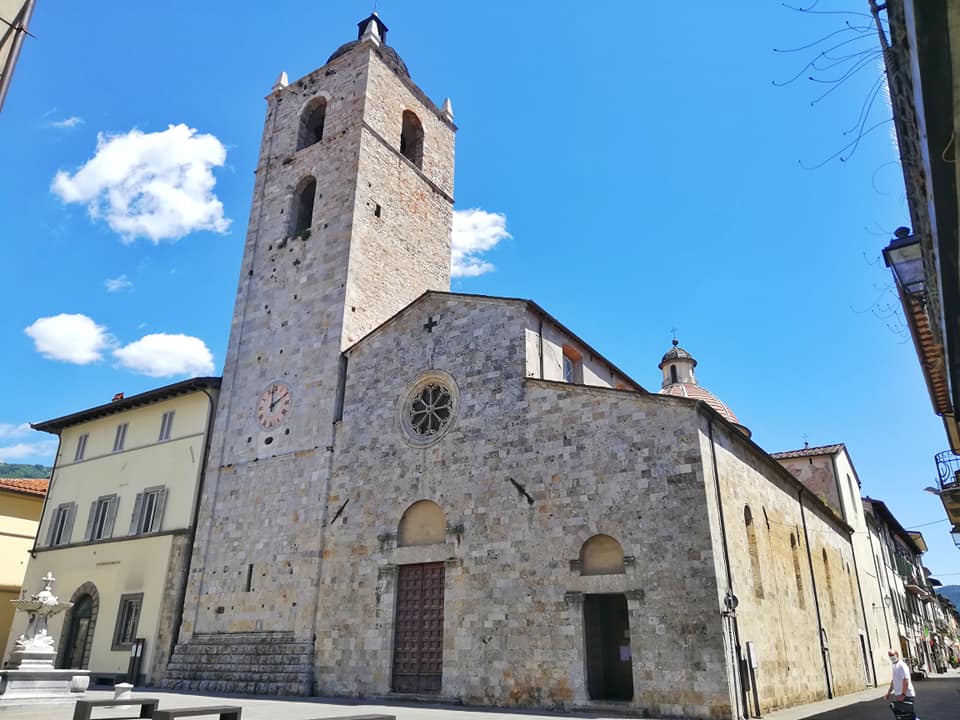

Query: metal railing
[934,449,960,491]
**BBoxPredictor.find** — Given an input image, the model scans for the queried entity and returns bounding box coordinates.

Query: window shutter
[44,509,58,546]
[103,495,119,539]
[152,487,168,532]
[62,502,77,544]
[83,500,98,542]
[128,493,144,535]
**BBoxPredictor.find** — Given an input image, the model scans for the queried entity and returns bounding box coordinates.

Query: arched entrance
[58,582,98,669]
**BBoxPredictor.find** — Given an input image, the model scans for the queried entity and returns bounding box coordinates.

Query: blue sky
[2,2,957,579]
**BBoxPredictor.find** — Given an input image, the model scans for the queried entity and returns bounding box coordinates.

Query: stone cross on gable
[423,316,438,333]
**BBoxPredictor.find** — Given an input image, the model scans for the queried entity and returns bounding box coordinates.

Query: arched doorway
[58,582,98,669]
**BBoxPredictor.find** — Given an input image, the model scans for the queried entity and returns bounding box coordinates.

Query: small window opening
[562,345,583,384]
[374,203,382,218]
[670,365,678,384]
[400,110,424,169]
[245,564,254,592]
[297,97,327,150]
[292,178,316,236]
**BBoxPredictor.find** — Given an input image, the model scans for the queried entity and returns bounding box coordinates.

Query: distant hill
[0,463,51,478]
[938,585,960,608]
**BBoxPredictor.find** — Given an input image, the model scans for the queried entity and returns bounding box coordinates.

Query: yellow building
[2,377,219,685]
[0,477,47,655]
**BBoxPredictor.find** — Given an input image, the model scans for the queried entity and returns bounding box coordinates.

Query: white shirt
[891,659,916,698]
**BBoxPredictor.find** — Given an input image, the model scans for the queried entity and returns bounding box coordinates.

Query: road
[802,674,960,720]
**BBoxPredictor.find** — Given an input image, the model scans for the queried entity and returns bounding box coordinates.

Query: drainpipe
[831,455,877,686]
[799,488,832,698]
[708,419,747,720]
[168,386,218,660]
[28,431,63,558]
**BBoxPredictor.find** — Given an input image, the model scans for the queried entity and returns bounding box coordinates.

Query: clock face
[256,382,291,429]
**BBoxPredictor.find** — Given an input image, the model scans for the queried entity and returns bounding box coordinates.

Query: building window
[562,346,582,384]
[670,365,678,384]
[790,533,805,608]
[291,177,316,236]
[111,593,143,650]
[744,505,764,599]
[823,549,836,619]
[129,486,167,535]
[400,109,424,169]
[158,411,175,441]
[84,495,118,541]
[297,97,327,150]
[112,423,128,452]
[46,502,77,546]
[74,433,88,461]
[399,371,459,447]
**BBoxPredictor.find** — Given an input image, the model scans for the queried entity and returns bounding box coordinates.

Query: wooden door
[392,562,444,693]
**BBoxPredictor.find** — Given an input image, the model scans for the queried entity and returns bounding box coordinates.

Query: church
[159,14,875,719]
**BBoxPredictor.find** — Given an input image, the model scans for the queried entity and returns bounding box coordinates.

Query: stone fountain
[0,572,90,703]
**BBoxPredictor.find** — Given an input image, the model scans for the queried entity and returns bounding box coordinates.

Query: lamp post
[883,226,925,295]
[951,527,960,550]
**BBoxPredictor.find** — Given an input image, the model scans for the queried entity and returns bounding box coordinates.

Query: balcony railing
[934,449,960,491]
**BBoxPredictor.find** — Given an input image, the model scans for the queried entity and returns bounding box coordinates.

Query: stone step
[160,632,313,696]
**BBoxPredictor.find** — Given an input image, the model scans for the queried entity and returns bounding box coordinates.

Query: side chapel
[163,15,874,719]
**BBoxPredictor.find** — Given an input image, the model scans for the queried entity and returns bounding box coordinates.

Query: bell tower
[165,15,456,694]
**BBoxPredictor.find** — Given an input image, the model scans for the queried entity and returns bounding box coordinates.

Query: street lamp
[883,227,925,295]
[951,526,960,550]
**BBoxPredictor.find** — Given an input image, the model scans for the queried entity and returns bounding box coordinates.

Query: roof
[660,382,738,424]
[32,377,221,434]
[863,497,924,555]
[769,443,846,460]
[0,477,48,497]
[658,343,696,369]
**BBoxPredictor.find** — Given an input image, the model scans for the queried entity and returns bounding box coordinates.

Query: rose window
[407,383,453,437]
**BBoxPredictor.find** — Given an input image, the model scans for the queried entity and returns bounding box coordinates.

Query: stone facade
[170,23,455,685]
[166,16,875,720]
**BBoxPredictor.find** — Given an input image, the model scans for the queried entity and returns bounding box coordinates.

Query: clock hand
[270,390,288,411]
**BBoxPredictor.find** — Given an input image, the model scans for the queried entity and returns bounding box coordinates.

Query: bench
[73,697,159,720]
[153,705,242,720]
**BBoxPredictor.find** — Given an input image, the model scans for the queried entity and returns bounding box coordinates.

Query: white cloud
[0,423,32,441]
[451,208,511,278]
[50,116,83,129]
[51,123,231,242]
[0,439,59,463]
[104,275,133,292]
[24,314,110,364]
[113,334,214,378]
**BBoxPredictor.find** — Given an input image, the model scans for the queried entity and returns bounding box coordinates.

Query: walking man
[884,649,916,719]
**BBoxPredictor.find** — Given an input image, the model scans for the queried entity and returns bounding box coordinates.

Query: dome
[659,343,696,369]
[326,42,409,77]
[657,340,750,437]
[660,382,740,424]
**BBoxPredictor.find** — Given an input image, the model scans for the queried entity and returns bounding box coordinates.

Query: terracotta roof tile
[769,443,846,460]
[660,382,739,424]
[0,477,49,497]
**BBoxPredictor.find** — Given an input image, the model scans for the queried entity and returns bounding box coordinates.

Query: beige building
[160,14,876,719]
[2,377,219,685]
[0,477,47,655]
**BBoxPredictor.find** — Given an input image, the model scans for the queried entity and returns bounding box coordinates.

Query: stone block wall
[177,39,455,658]
[700,420,869,712]
[323,293,732,718]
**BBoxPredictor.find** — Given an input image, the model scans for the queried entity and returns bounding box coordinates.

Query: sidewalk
[0,673,958,720]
